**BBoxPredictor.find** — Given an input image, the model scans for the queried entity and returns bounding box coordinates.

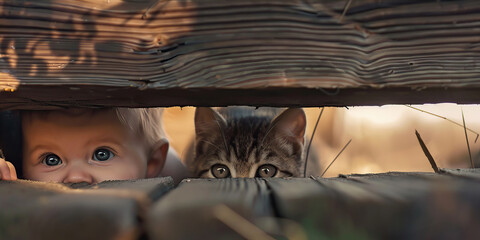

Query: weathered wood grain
[3,173,480,239]
[1,0,480,108]
[0,177,174,240]
[147,178,279,240]
[266,174,480,239]
[441,168,480,180]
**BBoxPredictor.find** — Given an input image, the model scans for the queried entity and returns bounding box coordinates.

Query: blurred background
[164,104,480,178]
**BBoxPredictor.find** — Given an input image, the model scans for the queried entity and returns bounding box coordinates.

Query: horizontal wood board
[147,170,480,239]
[1,0,480,108]
[146,178,277,240]
[0,177,174,240]
[2,171,480,239]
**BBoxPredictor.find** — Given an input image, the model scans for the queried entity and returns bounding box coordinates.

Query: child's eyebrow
[27,144,57,155]
[25,144,61,163]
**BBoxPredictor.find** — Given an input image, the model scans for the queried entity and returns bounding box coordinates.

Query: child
[0,108,187,184]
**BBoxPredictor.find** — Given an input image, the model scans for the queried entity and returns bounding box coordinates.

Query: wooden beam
[147,178,276,239]
[0,178,174,240]
[1,0,480,108]
[3,173,480,238]
[266,172,480,239]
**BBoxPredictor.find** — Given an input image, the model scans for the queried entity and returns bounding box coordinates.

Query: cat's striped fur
[190,107,307,178]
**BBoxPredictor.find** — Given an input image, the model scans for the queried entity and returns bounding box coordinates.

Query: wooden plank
[147,178,278,240]
[266,174,480,239]
[75,177,175,201]
[440,168,480,180]
[1,0,480,108]
[4,174,480,238]
[338,172,459,201]
[0,178,174,240]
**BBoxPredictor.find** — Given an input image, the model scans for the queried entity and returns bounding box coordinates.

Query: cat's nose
[235,167,256,178]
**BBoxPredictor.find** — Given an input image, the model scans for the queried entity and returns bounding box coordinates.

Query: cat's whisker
[259,108,293,148]
[260,122,277,149]
[266,136,292,143]
[198,139,224,152]
[214,118,230,153]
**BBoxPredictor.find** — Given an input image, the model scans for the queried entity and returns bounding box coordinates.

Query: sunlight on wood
[0,72,20,92]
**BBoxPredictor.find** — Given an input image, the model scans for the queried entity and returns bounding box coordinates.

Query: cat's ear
[270,108,306,144]
[194,107,227,136]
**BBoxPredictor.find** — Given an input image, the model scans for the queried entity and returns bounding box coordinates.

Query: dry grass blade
[415,130,440,173]
[213,204,275,240]
[461,109,474,168]
[406,105,480,143]
[321,139,352,177]
[340,0,353,22]
[304,107,324,177]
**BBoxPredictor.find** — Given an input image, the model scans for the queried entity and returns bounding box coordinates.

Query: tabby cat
[189,107,307,178]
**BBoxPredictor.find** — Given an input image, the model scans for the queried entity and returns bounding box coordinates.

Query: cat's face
[191,107,306,178]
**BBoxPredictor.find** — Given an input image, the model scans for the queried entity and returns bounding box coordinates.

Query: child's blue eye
[93,148,114,161]
[43,154,62,166]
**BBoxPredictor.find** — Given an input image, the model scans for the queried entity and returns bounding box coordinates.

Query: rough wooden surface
[1,0,480,109]
[0,177,174,240]
[267,173,480,239]
[146,170,480,239]
[147,178,277,240]
[2,171,480,239]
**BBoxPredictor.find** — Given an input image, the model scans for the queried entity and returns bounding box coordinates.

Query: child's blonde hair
[22,108,166,149]
[115,108,166,147]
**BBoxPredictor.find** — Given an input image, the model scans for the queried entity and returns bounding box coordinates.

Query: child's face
[22,109,152,184]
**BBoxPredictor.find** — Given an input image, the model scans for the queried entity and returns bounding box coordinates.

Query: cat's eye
[92,148,115,161]
[43,154,62,166]
[256,164,277,178]
[211,164,231,178]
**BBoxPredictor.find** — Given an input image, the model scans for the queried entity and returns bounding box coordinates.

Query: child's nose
[62,167,94,184]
